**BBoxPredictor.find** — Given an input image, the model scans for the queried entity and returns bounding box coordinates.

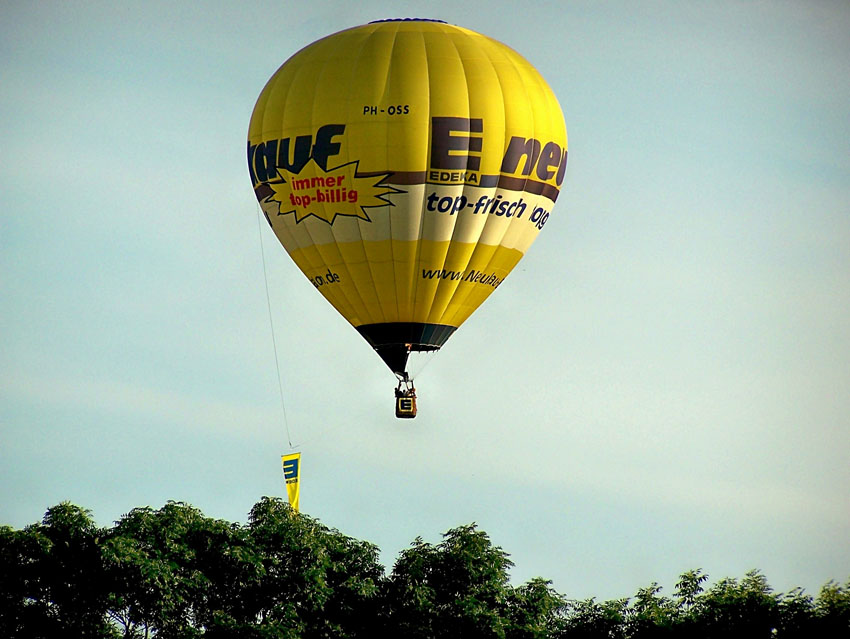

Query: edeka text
[425,192,549,230]
[430,116,566,186]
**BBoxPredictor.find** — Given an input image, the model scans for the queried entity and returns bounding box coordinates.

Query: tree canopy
[1,499,847,638]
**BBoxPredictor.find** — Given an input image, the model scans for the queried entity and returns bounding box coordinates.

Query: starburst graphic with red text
[261,159,404,224]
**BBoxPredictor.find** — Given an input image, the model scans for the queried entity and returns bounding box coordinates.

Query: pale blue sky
[2,0,848,599]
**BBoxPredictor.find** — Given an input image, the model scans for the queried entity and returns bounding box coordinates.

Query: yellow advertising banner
[281,452,301,513]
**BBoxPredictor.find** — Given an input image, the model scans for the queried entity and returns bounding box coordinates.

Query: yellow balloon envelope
[248,19,567,376]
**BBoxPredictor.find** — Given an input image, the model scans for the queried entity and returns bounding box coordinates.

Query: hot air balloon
[248,19,567,417]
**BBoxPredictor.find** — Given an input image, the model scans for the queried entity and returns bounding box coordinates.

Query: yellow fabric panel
[431,241,498,324]
[450,31,506,177]
[290,246,368,326]
[392,241,418,318]
[423,30,469,122]
[370,261,398,318]
[442,246,524,326]
[345,261,384,321]
[384,31,430,172]
[288,239,523,327]
[425,241,480,322]
[336,241,368,265]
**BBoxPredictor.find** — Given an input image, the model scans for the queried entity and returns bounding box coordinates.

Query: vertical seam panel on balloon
[414,25,464,324]
[428,27,470,323]
[304,43,359,321]
[357,23,399,325]
[407,26,432,325]
[334,29,391,326]
[345,24,389,327]
[440,33,508,324]
[478,47,529,264]
[256,77,305,281]
[333,24,390,326]
[385,24,401,323]
[267,58,328,297]
[307,35,370,326]
[442,38,518,326]
[278,55,324,270]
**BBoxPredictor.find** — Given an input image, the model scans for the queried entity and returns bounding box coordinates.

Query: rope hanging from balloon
[256,204,294,449]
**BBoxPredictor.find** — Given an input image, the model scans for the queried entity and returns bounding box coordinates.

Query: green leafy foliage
[1,503,116,637]
[1,500,847,638]
[506,578,569,639]
[385,524,514,638]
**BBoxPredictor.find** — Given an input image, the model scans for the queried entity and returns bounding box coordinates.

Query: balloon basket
[394,379,417,418]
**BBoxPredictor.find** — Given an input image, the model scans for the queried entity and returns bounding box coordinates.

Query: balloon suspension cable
[256,205,294,449]
[395,373,416,395]
[394,361,417,418]
[396,375,415,388]
[409,348,438,382]
[395,344,416,394]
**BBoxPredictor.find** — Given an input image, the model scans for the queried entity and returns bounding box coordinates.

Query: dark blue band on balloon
[356,323,456,375]
[369,18,448,24]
